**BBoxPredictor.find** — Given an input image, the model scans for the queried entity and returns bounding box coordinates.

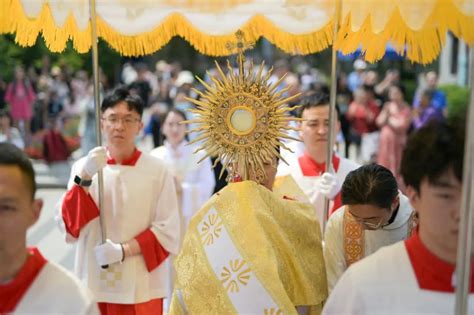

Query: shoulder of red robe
[405,233,474,293]
[0,248,47,314]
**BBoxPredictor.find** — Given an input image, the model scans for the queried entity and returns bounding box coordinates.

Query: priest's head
[401,121,464,264]
[233,146,280,191]
[299,90,341,163]
[341,164,400,230]
[0,143,43,275]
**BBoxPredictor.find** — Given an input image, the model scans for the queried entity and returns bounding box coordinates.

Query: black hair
[101,86,144,117]
[341,163,398,209]
[362,84,375,95]
[298,90,341,118]
[0,110,13,126]
[165,108,187,122]
[0,143,36,199]
[401,121,464,192]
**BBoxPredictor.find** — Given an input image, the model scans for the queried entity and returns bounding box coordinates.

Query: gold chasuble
[170,181,327,314]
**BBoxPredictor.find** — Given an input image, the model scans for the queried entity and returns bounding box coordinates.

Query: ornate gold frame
[184,31,302,181]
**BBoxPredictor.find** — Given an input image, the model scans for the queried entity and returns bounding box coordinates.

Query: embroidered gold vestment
[170,181,327,314]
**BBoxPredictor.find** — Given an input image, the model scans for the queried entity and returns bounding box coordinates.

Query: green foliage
[83,40,122,86]
[402,79,417,104]
[0,35,26,80]
[0,34,121,84]
[439,84,470,121]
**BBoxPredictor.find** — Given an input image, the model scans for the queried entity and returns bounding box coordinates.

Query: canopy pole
[89,0,107,260]
[454,46,474,315]
[323,0,342,233]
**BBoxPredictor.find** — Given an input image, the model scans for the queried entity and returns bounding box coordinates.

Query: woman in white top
[0,110,24,149]
[150,108,215,232]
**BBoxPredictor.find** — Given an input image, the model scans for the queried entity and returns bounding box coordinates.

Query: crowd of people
[0,55,469,315]
[338,61,447,186]
[1,58,448,183]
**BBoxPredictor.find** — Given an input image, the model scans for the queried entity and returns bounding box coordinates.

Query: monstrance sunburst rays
[184,31,302,181]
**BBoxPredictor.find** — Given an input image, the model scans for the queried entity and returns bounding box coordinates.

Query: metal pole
[454,46,474,315]
[323,0,342,233]
[89,0,107,250]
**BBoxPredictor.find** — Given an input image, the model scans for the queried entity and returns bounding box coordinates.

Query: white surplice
[57,153,181,304]
[150,140,215,227]
[14,259,98,314]
[277,153,359,230]
[322,241,474,315]
[324,192,414,291]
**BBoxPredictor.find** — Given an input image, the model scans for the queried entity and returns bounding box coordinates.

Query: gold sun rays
[184,32,302,181]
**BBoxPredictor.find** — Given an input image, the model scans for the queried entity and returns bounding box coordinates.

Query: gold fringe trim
[1,0,473,62]
[336,0,474,64]
[0,0,92,53]
[97,13,334,57]
[0,0,333,56]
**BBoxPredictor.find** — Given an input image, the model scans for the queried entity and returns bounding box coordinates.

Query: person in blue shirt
[413,71,447,113]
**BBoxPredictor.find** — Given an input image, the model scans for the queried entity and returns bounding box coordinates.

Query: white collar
[381,192,413,230]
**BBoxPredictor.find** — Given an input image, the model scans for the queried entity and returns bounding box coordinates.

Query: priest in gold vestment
[169,31,328,314]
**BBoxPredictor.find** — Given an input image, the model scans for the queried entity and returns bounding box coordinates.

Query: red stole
[405,232,474,292]
[0,248,47,313]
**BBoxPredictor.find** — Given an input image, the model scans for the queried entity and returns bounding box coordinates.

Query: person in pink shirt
[376,84,411,186]
[4,66,36,144]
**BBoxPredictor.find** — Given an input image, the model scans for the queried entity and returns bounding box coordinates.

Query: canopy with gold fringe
[0,0,473,63]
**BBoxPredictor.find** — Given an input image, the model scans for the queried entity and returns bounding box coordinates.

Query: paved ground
[27,187,75,271]
[27,160,73,270]
[34,160,71,189]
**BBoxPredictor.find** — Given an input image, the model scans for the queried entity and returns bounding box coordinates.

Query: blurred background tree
[0,34,432,93]
[0,34,121,83]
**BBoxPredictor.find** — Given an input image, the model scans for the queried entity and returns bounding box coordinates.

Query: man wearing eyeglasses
[323,163,416,292]
[323,121,473,315]
[58,87,180,315]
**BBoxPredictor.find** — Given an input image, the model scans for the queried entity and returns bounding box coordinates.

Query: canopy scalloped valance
[0,0,473,63]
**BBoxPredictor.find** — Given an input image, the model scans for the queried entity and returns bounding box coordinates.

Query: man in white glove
[94,239,123,266]
[58,87,181,315]
[80,146,107,181]
[276,90,359,228]
[319,172,340,200]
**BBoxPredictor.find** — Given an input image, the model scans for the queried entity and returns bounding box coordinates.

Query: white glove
[82,146,107,177]
[319,172,340,199]
[94,239,123,266]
